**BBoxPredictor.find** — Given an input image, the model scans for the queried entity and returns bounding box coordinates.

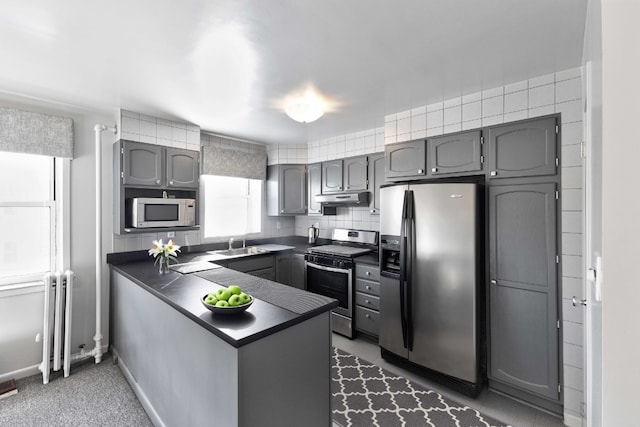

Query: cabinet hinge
[555,125,559,134]
[557,320,560,329]
[120,171,124,179]
[558,384,562,393]
[480,155,485,164]
[121,147,124,154]
[581,141,586,158]
[480,136,485,144]
[555,157,559,167]
[556,255,560,264]
[555,190,559,200]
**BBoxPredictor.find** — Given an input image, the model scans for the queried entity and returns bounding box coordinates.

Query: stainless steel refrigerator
[379,181,482,394]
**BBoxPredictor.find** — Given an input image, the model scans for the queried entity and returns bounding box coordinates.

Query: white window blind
[202,175,261,238]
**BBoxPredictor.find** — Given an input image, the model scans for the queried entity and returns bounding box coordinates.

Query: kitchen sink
[214,246,267,256]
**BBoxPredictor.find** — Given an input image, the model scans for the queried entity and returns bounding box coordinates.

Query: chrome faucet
[228,237,234,250]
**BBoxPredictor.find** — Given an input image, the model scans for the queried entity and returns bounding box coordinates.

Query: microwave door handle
[399,190,409,350]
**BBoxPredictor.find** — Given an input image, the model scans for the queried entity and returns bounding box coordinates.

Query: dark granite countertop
[110,258,338,349]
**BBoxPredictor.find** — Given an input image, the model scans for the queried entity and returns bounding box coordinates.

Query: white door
[583,60,603,427]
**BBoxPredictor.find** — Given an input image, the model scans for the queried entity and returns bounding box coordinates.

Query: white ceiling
[0,1,587,144]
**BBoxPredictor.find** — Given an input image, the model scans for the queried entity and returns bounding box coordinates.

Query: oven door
[305,262,352,318]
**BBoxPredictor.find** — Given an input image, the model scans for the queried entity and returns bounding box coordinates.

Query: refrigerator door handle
[406,190,414,352]
[399,190,409,349]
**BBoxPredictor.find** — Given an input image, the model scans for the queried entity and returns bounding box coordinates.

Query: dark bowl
[201,294,253,314]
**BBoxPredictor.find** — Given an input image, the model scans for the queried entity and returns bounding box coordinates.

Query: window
[202,175,262,238]
[0,152,55,285]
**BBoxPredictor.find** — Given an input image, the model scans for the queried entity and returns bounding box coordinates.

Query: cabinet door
[322,160,343,193]
[122,141,163,186]
[486,117,557,179]
[276,253,292,286]
[384,139,426,181]
[428,130,482,176]
[290,253,306,290]
[307,163,323,215]
[368,153,385,214]
[343,156,368,191]
[166,148,199,188]
[488,182,559,401]
[280,165,306,214]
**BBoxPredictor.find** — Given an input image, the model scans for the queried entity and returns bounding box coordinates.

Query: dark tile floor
[332,333,565,427]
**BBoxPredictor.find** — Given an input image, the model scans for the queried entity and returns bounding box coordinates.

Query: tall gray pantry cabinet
[486,116,561,413]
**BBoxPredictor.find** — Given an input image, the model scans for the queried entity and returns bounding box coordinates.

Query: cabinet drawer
[226,255,274,273]
[355,278,380,296]
[355,264,380,281]
[355,306,379,337]
[356,292,380,311]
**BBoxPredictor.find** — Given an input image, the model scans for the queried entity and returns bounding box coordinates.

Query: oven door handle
[305,261,351,274]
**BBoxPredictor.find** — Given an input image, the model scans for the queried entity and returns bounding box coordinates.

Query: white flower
[148,239,164,257]
[165,240,181,256]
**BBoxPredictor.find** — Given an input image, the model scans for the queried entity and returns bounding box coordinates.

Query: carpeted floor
[0,354,152,427]
[331,347,507,427]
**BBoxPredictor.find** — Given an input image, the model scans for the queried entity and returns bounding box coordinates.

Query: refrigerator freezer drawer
[355,306,379,336]
[356,292,380,311]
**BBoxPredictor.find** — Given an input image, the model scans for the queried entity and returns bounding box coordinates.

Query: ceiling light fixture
[284,88,326,123]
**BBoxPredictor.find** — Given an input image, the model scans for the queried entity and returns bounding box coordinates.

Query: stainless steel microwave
[127,197,196,228]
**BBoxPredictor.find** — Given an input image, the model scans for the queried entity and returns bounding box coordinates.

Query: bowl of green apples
[201,285,253,314]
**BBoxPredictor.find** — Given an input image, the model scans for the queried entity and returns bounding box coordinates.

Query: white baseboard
[0,344,110,384]
[564,411,583,427]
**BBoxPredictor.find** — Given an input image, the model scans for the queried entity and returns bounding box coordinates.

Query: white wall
[0,93,117,380]
[601,1,640,425]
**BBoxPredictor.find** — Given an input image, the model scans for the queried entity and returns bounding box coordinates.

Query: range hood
[315,191,369,206]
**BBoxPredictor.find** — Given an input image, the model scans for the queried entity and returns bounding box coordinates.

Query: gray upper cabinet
[486,116,558,179]
[343,156,368,191]
[122,141,163,187]
[322,159,343,193]
[488,182,559,401]
[166,148,199,188]
[120,140,199,188]
[267,164,307,216]
[307,162,323,215]
[384,139,427,181]
[368,153,385,214]
[428,130,482,176]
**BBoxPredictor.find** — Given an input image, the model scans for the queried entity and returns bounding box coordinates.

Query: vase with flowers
[148,239,181,274]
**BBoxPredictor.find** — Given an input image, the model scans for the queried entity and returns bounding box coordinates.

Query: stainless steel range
[305,229,378,338]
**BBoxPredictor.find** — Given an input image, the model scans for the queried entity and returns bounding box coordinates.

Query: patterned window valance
[201,135,267,180]
[0,107,74,158]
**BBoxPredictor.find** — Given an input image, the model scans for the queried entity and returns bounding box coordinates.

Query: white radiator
[40,270,74,384]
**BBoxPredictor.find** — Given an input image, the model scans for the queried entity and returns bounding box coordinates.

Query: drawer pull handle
[365,300,370,304]
[365,285,371,290]
[365,314,370,319]
[365,271,370,276]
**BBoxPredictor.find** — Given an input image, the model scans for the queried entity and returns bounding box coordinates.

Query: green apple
[238,293,251,304]
[228,294,241,306]
[215,288,232,301]
[228,285,242,295]
[215,300,229,307]
[204,295,218,305]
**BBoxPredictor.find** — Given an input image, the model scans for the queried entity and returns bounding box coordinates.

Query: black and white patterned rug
[332,347,507,427]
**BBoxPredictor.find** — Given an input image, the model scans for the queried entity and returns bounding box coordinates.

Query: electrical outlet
[276,221,281,230]
[167,231,175,238]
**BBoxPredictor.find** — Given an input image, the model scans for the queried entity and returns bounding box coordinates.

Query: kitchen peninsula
[109,252,337,427]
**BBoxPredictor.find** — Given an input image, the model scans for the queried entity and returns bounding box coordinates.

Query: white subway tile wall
[119,109,201,151]
[266,143,308,165]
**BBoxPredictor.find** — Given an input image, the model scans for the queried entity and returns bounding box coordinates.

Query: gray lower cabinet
[276,252,305,289]
[226,255,275,281]
[355,263,381,338]
[307,162,323,215]
[267,164,307,216]
[488,182,560,402]
[385,139,427,181]
[428,130,482,176]
[367,153,385,214]
[486,116,558,179]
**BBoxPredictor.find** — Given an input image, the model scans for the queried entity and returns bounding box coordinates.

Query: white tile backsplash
[504,90,528,113]
[482,96,504,118]
[556,77,582,103]
[462,101,482,122]
[529,84,555,108]
[443,106,462,126]
[426,109,444,128]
